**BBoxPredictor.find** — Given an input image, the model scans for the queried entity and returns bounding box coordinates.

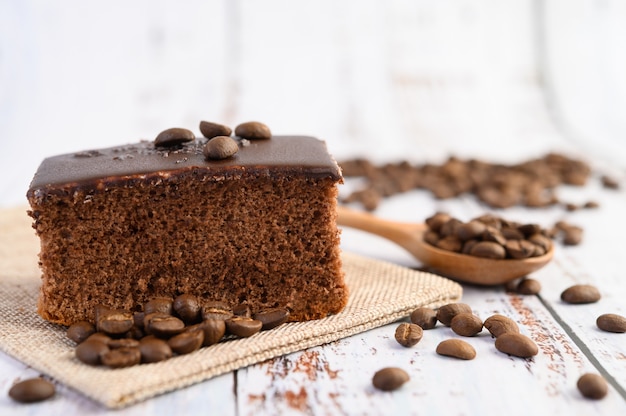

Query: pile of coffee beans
[339,153,611,211]
[423,212,555,259]
[68,294,289,369]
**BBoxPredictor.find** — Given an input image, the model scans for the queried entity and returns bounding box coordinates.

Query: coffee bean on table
[67,321,96,344]
[410,307,437,330]
[97,309,134,335]
[450,313,483,337]
[75,339,110,366]
[168,330,204,355]
[394,322,423,347]
[372,367,410,391]
[483,314,519,338]
[139,338,173,363]
[561,284,601,304]
[436,303,472,327]
[173,294,201,324]
[436,339,476,360]
[253,308,290,330]
[199,121,232,139]
[495,333,538,358]
[577,373,609,399]
[8,378,55,403]
[101,347,142,368]
[596,313,626,333]
[203,136,239,160]
[234,121,271,140]
[225,317,263,338]
[516,278,542,295]
[154,127,195,147]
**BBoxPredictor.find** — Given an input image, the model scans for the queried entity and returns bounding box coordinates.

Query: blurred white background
[1,0,625,208]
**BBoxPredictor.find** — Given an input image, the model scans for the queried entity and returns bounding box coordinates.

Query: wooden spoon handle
[336,205,426,247]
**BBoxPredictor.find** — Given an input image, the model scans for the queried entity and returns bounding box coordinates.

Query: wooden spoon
[336,205,554,285]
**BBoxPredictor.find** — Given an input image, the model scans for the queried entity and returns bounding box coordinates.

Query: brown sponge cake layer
[27,136,347,325]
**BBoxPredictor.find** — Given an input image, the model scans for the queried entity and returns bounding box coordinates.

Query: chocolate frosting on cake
[28,136,341,192]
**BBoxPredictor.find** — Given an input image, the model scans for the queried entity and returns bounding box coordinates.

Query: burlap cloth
[0,206,462,409]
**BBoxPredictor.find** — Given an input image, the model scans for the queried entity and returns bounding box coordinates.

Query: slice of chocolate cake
[27,133,348,325]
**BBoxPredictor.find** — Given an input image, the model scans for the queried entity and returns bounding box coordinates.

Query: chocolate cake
[27,134,348,325]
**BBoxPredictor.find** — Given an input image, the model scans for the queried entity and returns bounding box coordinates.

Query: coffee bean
[101,347,141,368]
[199,121,232,139]
[168,330,204,355]
[253,308,290,330]
[516,278,542,295]
[144,313,185,338]
[154,127,195,147]
[144,297,173,315]
[601,175,619,190]
[423,230,440,247]
[125,325,145,340]
[173,294,201,324]
[139,338,172,363]
[436,339,476,360]
[450,313,483,337]
[225,316,263,338]
[203,136,239,160]
[133,311,145,328]
[436,303,472,327]
[456,220,486,241]
[234,121,271,140]
[495,333,538,358]
[528,233,552,252]
[482,227,507,246]
[187,319,226,346]
[470,241,506,259]
[425,212,452,233]
[410,307,437,330]
[563,226,583,246]
[505,239,536,259]
[372,367,410,391]
[561,284,601,304]
[108,338,140,349]
[75,339,109,365]
[394,322,423,347]
[85,332,112,344]
[435,235,462,252]
[97,309,134,335]
[8,378,55,403]
[483,314,519,338]
[233,304,252,318]
[67,321,96,344]
[596,313,626,333]
[202,302,233,321]
[577,373,609,399]
[440,218,462,238]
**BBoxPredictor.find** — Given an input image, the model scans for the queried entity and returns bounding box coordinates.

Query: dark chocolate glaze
[28,136,342,195]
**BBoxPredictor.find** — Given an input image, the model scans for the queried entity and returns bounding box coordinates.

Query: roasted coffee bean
[495,333,538,358]
[410,307,437,330]
[85,332,112,344]
[423,230,440,246]
[173,294,201,324]
[436,339,476,360]
[450,313,483,337]
[8,378,55,403]
[436,303,472,327]
[516,278,541,295]
[518,223,542,237]
[505,240,536,259]
[561,284,601,304]
[461,239,478,255]
[235,121,271,140]
[125,325,145,340]
[101,346,141,368]
[144,297,173,315]
[482,227,507,246]
[204,136,239,160]
[483,314,519,338]
[187,319,226,346]
[563,226,583,246]
[139,338,172,363]
[439,218,462,238]
[199,121,232,139]
[501,227,524,240]
[67,320,96,344]
[601,175,619,190]
[596,313,626,333]
[456,221,486,241]
[225,316,263,338]
[154,127,195,147]
[469,241,506,260]
[97,309,134,335]
[202,302,233,321]
[75,339,110,365]
[425,212,452,233]
[108,338,140,349]
[168,330,204,355]
[394,322,423,347]
[577,373,609,399]
[253,308,290,330]
[372,367,410,391]
[232,304,252,318]
[435,235,462,252]
[144,313,185,338]
[133,311,145,328]
[528,233,552,252]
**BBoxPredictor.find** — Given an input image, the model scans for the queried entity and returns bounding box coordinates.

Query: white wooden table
[1,1,626,414]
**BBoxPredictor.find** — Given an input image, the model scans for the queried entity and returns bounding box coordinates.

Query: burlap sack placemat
[0,207,462,409]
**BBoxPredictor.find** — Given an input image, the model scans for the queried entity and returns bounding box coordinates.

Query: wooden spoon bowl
[337,206,554,285]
